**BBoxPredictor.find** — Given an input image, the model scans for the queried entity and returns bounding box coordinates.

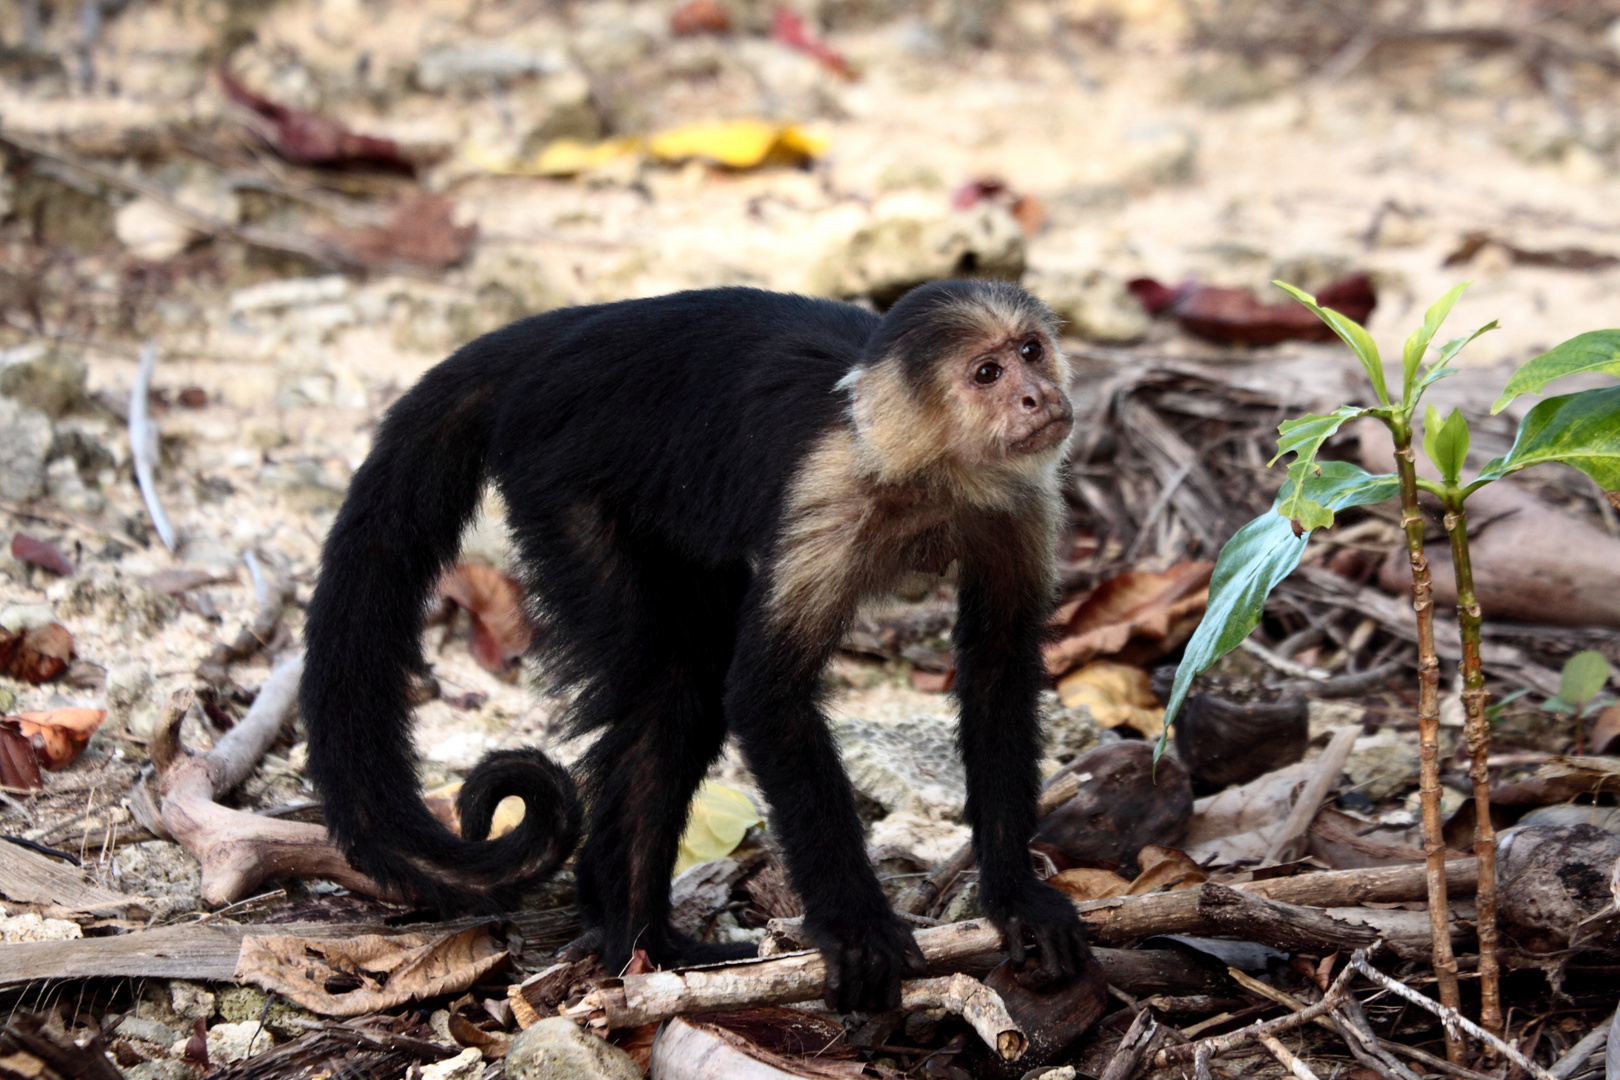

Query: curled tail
[301,342,581,912]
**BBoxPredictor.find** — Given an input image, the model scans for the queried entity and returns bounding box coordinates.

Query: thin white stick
[1262,726,1360,866]
[129,343,175,551]
[1259,1033,1323,1080]
[1348,954,1556,1080]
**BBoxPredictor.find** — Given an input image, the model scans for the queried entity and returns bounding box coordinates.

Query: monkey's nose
[1021,394,1039,410]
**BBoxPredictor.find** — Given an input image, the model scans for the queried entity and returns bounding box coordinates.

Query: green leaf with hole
[1158,462,1401,752]
[1558,650,1613,712]
[1492,329,1620,414]
[1471,385,1620,493]
[1421,405,1470,486]
[1274,281,1390,406]
[1402,282,1469,403]
[1270,405,1368,532]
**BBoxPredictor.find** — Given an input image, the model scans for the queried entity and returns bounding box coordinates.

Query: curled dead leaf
[0,624,75,684]
[11,533,73,576]
[9,708,105,769]
[1055,660,1164,738]
[234,925,510,1017]
[436,563,534,676]
[1044,562,1212,678]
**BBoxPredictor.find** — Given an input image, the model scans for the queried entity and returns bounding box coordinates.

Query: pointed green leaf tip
[1421,404,1470,486]
[1273,281,1390,406]
[1156,461,1401,762]
[1493,329,1620,414]
[1558,650,1613,710]
[1402,281,1469,403]
[1471,385,1620,493]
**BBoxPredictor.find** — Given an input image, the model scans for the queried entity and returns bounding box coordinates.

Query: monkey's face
[951,331,1074,463]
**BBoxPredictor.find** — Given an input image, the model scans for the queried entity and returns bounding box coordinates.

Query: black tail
[300,341,581,912]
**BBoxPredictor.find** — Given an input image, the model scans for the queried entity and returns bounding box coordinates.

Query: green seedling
[1541,650,1617,752]
[1160,282,1620,1051]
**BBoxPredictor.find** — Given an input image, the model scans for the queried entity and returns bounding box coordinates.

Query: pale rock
[941,880,982,922]
[867,809,971,864]
[215,985,313,1039]
[168,981,215,1023]
[105,660,155,731]
[228,275,350,316]
[1025,268,1149,344]
[0,905,83,942]
[1307,699,1366,742]
[117,1016,179,1047]
[505,1016,643,1080]
[0,341,86,417]
[833,712,965,820]
[53,567,176,636]
[1119,122,1198,189]
[1044,694,1103,762]
[1344,730,1420,802]
[258,459,348,513]
[46,456,105,515]
[120,1062,200,1080]
[114,178,239,262]
[0,396,53,502]
[806,205,1026,306]
[194,1021,274,1065]
[415,43,565,92]
[0,604,57,632]
[420,1047,484,1080]
[112,842,202,919]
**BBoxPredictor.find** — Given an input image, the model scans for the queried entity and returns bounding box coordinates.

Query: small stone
[105,661,154,728]
[213,985,311,1039]
[120,1062,201,1080]
[1119,123,1198,189]
[54,568,176,637]
[112,842,202,919]
[0,604,57,632]
[168,981,215,1023]
[0,342,87,418]
[1344,730,1421,802]
[116,1017,178,1047]
[0,906,83,942]
[0,397,53,502]
[941,880,982,922]
[834,712,966,820]
[193,1021,274,1065]
[420,1047,484,1080]
[505,1017,643,1080]
[1026,268,1149,344]
[1044,693,1102,763]
[415,43,565,93]
[115,198,193,262]
[806,205,1026,306]
[228,275,350,316]
[868,809,971,863]
[46,456,105,514]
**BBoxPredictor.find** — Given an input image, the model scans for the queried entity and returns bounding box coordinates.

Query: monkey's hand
[984,877,1091,990]
[809,908,927,1013]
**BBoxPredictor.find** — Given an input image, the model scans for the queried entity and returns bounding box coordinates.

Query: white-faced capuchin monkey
[300,279,1088,1011]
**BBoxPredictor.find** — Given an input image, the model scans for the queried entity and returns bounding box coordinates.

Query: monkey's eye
[1019,339,1044,363]
[974,362,1003,385]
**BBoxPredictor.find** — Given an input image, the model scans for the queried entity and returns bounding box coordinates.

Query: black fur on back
[301,287,879,914]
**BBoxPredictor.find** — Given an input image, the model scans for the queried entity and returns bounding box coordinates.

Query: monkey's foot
[984,879,1091,990]
[807,911,927,1013]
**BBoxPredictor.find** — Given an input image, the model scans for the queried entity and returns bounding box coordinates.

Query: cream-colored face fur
[768,291,1074,642]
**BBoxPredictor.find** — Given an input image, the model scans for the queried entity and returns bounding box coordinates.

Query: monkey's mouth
[1009,413,1074,456]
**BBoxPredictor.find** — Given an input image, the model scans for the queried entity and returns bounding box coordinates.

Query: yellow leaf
[534,136,644,176]
[648,120,826,168]
[1056,660,1165,738]
[674,781,764,876]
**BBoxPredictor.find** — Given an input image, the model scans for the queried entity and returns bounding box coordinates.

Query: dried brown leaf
[218,67,414,173]
[10,533,72,576]
[334,193,476,270]
[2,624,74,684]
[1048,867,1132,901]
[1128,845,1207,894]
[235,925,510,1017]
[1044,562,1212,677]
[437,563,533,675]
[8,708,105,769]
[0,725,43,790]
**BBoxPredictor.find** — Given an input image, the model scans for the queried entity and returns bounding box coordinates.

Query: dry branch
[194,572,292,686]
[1155,953,1357,1067]
[1262,726,1358,866]
[129,655,389,906]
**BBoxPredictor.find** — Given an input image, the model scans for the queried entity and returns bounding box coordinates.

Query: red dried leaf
[1128,273,1377,346]
[672,0,730,35]
[0,725,43,790]
[11,533,73,576]
[4,623,75,684]
[770,6,854,79]
[1044,561,1213,677]
[177,386,209,408]
[218,67,414,174]
[951,176,1044,234]
[437,564,533,676]
[333,193,477,271]
[11,708,106,769]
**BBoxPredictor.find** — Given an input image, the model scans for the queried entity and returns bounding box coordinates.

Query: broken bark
[129,656,389,906]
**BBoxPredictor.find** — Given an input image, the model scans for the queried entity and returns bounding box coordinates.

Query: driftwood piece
[1098,1008,1160,1080]
[129,657,388,906]
[1197,883,1378,952]
[128,344,174,552]
[0,838,148,918]
[194,574,293,686]
[650,1016,864,1080]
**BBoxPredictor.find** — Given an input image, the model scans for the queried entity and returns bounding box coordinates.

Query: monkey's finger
[1003,916,1027,968]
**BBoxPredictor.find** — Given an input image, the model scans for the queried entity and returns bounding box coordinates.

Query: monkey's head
[844,280,1074,490]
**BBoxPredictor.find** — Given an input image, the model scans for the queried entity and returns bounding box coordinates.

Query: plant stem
[1443,498,1502,1037]
[1390,424,1465,1063]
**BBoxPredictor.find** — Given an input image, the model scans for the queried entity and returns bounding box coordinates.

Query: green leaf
[1471,385,1620,492]
[1558,650,1613,710]
[1483,686,1531,721]
[1413,365,1459,397]
[1402,282,1470,403]
[1159,462,1401,748]
[1540,696,1575,716]
[1421,405,1470,486]
[1433,321,1499,368]
[1274,281,1390,405]
[1269,405,1368,531]
[1492,329,1620,414]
